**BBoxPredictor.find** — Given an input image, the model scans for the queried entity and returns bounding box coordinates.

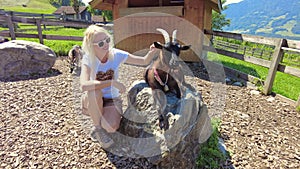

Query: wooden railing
[0,11,109,44]
[204,30,300,105]
[0,11,299,105]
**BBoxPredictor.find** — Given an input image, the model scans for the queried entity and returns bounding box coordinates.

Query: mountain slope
[223,0,300,40]
[0,0,56,14]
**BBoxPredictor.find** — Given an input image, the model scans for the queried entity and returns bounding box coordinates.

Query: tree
[87,5,102,15]
[49,0,62,8]
[62,0,70,6]
[212,0,231,31]
[71,0,80,19]
[102,10,113,22]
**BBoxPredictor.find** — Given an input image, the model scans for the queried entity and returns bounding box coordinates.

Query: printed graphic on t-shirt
[96,69,114,81]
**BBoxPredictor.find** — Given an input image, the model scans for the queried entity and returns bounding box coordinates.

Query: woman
[80,25,158,148]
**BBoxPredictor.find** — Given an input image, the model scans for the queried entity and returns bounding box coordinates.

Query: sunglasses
[94,37,111,48]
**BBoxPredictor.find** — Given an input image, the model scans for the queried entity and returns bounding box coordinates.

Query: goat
[144,28,191,130]
[68,45,83,73]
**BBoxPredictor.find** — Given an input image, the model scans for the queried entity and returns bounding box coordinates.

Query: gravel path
[1,58,299,168]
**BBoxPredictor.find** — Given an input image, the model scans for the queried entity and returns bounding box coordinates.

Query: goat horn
[172,29,177,43]
[156,28,170,44]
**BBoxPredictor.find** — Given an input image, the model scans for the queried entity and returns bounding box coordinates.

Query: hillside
[0,0,56,14]
[223,0,300,40]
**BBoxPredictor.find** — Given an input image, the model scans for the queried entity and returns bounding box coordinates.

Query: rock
[232,81,243,87]
[225,77,232,84]
[0,40,56,78]
[267,97,275,102]
[250,90,260,95]
[109,81,212,168]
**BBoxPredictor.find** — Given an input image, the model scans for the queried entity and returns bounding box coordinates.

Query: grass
[0,0,85,56]
[3,22,299,101]
[0,0,56,14]
[208,52,300,101]
[5,24,85,56]
[23,27,85,36]
[197,118,227,169]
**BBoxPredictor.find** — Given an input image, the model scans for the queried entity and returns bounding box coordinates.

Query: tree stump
[108,80,212,168]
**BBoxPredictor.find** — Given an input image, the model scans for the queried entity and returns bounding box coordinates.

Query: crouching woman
[80,25,158,148]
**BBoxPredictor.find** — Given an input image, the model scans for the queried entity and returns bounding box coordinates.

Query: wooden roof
[53,6,88,15]
[89,0,114,11]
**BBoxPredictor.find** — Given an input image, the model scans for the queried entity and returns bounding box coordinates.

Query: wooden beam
[113,0,128,19]
[205,30,280,46]
[263,39,286,95]
[203,45,271,68]
[281,47,300,53]
[159,0,163,6]
[277,64,300,78]
[119,6,183,17]
[208,0,220,12]
[184,0,205,30]
[6,15,16,40]
[36,19,43,44]
[204,1,212,41]
[285,39,300,50]
[90,0,113,10]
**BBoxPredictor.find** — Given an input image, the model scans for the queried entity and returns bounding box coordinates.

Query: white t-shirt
[82,48,129,98]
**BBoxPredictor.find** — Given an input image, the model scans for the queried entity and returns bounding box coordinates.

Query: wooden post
[36,19,44,44]
[41,14,46,30]
[263,39,286,95]
[6,15,16,40]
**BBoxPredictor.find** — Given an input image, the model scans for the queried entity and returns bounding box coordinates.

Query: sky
[81,0,244,6]
[223,0,244,6]
[82,0,91,5]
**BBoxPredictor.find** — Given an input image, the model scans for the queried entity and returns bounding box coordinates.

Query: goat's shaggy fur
[144,28,191,130]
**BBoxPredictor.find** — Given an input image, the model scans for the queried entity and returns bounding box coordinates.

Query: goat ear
[181,45,191,50]
[154,42,163,49]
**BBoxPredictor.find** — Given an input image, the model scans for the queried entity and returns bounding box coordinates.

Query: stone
[0,40,56,78]
[232,81,243,87]
[250,90,260,95]
[267,97,275,102]
[109,80,212,168]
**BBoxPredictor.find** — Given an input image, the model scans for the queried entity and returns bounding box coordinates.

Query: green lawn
[0,0,56,14]
[208,52,300,101]
[1,0,299,101]
[9,26,85,56]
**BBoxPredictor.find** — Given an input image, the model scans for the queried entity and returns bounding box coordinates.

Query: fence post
[36,19,44,44]
[41,14,46,30]
[6,15,16,40]
[263,39,286,95]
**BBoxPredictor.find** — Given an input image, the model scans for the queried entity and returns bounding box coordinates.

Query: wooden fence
[0,11,103,44]
[204,30,300,106]
[0,12,299,106]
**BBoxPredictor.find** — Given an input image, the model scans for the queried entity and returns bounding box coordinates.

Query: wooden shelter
[90,0,222,61]
[53,6,92,21]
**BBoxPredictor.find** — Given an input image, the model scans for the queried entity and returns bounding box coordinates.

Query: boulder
[108,80,213,168]
[0,40,56,78]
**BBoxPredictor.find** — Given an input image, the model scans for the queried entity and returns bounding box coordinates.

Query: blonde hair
[82,25,114,79]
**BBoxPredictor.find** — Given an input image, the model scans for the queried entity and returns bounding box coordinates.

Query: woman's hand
[112,81,126,93]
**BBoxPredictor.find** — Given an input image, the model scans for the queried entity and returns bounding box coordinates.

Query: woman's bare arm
[125,45,159,66]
